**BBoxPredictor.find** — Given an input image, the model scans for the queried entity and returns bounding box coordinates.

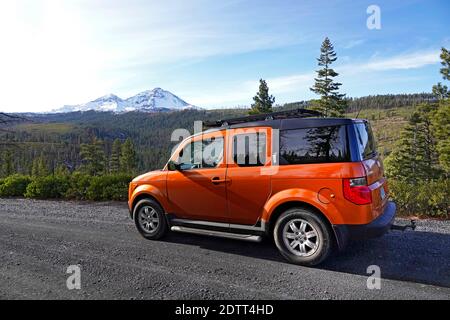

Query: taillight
[343,177,372,205]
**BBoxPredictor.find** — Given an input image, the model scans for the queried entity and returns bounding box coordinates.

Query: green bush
[64,172,92,200]
[389,179,449,218]
[0,174,32,197]
[25,175,70,199]
[1,173,131,201]
[86,174,131,201]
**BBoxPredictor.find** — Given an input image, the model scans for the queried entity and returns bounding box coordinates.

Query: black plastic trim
[332,201,396,250]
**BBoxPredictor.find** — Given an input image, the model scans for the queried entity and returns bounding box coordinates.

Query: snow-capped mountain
[53,88,198,113]
[125,88,194,111]
[55,94,128,113]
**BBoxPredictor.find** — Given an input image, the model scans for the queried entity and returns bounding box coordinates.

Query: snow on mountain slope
[53,88,198,113]
[124,88,193,111]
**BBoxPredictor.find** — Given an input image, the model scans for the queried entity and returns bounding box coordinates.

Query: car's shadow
[162,228,450,288]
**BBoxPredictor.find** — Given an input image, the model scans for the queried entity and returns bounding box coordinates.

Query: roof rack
[204,108,322,128]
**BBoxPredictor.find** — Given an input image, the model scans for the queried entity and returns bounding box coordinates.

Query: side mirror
[168,160,181,171]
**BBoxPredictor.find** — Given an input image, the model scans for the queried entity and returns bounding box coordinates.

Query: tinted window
[202,136,224,168]
[233,133,266,167]
[354,123,376,160]
[280,126,350,165]
[178,136,224,170]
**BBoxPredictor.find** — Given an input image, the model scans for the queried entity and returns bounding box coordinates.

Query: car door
[225,127,272,225]
[166,131,229,222]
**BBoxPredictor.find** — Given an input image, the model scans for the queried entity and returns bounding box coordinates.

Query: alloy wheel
[282,218,320,257]
[138,206,160,233]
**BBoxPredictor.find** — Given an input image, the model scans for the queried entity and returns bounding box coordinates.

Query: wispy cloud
[73,0,305,69]
[360,50,440,71]
[342,39,365,49]
[0,0,304,112]
[186,73,316,107]
[190,50,441,107]
[245,73,315,95]
[265,49,441,92]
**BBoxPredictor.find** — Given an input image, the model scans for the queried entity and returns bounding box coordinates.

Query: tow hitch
[391,220,417,231]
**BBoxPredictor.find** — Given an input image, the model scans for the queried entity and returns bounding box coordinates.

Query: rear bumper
[332,201,396,250]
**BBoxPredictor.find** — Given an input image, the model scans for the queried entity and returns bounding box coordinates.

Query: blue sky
[0,0,448,112]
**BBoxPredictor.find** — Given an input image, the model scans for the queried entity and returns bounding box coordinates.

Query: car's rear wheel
[134,199,168,240]
[274,208,333,266]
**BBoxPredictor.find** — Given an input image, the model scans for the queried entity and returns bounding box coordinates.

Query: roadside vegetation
[0,137,135,201]
[383,48,449,218]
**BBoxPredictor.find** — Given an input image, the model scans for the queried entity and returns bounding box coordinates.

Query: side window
[233,132,266,167]
[177,136,224,170]
[178,140,199,170]
[279,126,350,165]
[202,136,224,168]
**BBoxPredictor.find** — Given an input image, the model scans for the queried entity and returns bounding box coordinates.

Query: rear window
[279,125,350,165]
[354,122,377,160]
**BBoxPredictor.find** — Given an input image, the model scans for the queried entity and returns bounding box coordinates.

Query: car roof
[201,109,368,134]
[201,117,366,134]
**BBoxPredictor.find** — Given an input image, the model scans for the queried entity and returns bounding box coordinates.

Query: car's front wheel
[274,208,333,266]
[134,199,168,240]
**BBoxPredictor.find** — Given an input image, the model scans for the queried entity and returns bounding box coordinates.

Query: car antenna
[355,104,364,119]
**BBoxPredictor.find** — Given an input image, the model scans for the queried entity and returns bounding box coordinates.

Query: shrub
[25,175,70,199]
[65,172,92,200]
[86,174,131,201]
[389,179,449,218]
[0,174,32,197]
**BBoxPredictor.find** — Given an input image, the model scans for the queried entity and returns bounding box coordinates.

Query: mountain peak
[94,94,122,102]
[52,88,199,114]
[102,93,120,99]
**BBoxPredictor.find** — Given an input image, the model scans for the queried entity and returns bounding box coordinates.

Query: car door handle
[211,177,230,184]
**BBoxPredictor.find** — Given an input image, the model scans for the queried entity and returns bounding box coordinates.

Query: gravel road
[0,198,449,300]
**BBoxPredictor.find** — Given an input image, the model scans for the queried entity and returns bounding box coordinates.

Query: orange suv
[128,109,396,266]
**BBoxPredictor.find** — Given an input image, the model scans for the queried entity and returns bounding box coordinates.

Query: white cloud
[256,73,315,94]
[358,50,440,71]
[189,50,441,108]
[342,39,365,49]
[186,73,316,107]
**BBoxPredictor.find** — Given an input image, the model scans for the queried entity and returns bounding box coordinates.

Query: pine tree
[110,139,122,173]
[54,164,70,176]
[439,47,450,81]
[80,138,106,176]
[31,156,50,177]
[249,79,275,115]
[432,82,449,100]
[431,99,450,173]
[120,138,136,174]
[432,48,450,100]
[310,37,347,117]
[1,150,14,177]
[385,104,440,182]
[429,47,450,173]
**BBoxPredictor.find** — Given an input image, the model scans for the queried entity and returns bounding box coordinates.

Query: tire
[134,198,168,240]
[273,208,333,266]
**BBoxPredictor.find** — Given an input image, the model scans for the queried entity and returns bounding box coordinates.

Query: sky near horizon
[0,0,448,112]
